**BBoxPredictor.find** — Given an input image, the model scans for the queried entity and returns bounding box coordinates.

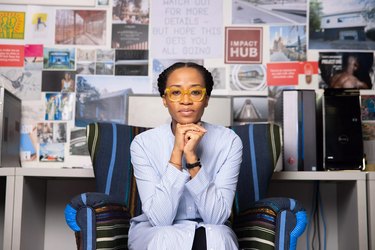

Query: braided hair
[157,62,214,97]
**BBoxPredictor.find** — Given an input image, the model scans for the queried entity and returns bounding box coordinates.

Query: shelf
[270,170,368,250]
[272,171,366,181]
[15,167,94,178]
[0,168,15,176]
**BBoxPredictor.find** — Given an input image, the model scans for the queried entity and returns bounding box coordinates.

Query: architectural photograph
[309,0,375,50]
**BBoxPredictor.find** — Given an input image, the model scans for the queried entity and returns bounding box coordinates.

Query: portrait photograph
[319,52,374,89]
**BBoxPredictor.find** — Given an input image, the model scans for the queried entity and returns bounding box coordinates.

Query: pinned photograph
[0,68,42,100]
[75,75,150,127]
[70,127,89,156]
[55,9,107,46]
[39,143,64,162]
[37,122,67,144]
[115,49,148,76]
[43,47,75,70]
[42,71,76,92]
[96,62,114,75]
[24,44,43,71]
[20,124,38,162]
[319,52,374,89]
[270,25,306,62]
[208,67,226,90]
[230,64,267,91]
[232,96,268,125]
[25,6,55,44]
[309,0,375,50]
[44,93,75,121]
[232,0,306,24]
[112,0,149,24]
[361,95,375,120]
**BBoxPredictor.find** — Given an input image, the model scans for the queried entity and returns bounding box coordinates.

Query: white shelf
[270,170,368,250]
[11,169,95,250]
[272,170,366,181]
[15,167,94,178]
[0,168,16,177]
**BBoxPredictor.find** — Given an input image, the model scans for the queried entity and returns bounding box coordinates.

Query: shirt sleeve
[130,136,190,226]
[185,133,243,225]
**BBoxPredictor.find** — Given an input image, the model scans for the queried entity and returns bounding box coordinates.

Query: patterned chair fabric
[65,122,307,250]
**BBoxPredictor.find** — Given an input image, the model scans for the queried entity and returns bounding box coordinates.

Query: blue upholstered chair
[65,122,307,250]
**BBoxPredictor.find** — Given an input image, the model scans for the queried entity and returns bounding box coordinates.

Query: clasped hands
[170,122,207,177]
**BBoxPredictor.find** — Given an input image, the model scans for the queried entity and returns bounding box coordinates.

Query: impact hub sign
[225,27,262,64]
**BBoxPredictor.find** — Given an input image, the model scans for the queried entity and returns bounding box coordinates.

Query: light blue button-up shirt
[129,122,243,250]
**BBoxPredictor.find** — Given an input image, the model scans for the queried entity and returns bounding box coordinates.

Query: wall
[0,0,374,169]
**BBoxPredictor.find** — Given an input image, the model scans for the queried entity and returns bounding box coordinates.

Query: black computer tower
[323,89,364,170]
[0,87,21,167]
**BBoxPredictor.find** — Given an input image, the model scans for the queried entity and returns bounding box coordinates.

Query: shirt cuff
[165,162,190,188]
[185,168,210,197]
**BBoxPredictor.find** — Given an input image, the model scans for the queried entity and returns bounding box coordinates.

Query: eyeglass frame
[163,86,207,102]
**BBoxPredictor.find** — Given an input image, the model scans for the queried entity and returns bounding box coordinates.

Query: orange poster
[0,11,25,40]
[267,62,318,86]
[0,44,24,67]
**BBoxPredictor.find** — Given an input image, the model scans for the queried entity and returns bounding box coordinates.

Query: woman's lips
[179,109,194,116]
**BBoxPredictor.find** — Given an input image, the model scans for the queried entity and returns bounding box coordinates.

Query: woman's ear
[162,96,168,107]
[204,96,210,108]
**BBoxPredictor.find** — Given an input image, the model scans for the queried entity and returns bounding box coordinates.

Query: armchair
[65,122,307,250]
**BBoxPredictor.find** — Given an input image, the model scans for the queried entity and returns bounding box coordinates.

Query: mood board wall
[0,0,374,168]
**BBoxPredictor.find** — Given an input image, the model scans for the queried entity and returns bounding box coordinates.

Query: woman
[128,62,243,250]
[61,72,74,92]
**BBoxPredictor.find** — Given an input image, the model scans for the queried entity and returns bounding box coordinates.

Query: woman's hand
[170,123,206,170]
[182,123,206,162]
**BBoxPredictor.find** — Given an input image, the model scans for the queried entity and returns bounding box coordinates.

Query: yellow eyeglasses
[164,86,207,102]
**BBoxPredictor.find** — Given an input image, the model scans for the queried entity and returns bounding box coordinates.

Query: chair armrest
[233,197,307,250]
[64,192,131,250]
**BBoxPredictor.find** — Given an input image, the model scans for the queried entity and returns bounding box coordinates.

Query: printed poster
[267,62,319,86]
[225,27,262,64]
[151,0,223,58]
[0,11,25,40]
[0,44,24,67]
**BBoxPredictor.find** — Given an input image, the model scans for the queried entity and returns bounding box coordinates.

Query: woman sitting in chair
[128,62,243,250]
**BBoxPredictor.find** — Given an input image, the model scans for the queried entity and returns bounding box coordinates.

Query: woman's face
[162,67,209,125]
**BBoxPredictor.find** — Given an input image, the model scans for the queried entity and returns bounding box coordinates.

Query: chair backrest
[86,122,281,218]
[231,123,282,214]
[86,122,148,217]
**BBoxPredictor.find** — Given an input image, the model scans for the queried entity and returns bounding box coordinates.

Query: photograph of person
[42,71,76,92]
[128,62,243,249]
[61,72,75,92]
[319,52,374,89]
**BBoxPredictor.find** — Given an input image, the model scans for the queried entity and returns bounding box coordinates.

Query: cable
[316,182,321,249]
[306,180,318,250]
[318,182,327,250]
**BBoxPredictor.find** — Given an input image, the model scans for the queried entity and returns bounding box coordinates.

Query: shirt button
[188,206,192,211]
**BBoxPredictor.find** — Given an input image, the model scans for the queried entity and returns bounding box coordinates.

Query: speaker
[323,89,364,170]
